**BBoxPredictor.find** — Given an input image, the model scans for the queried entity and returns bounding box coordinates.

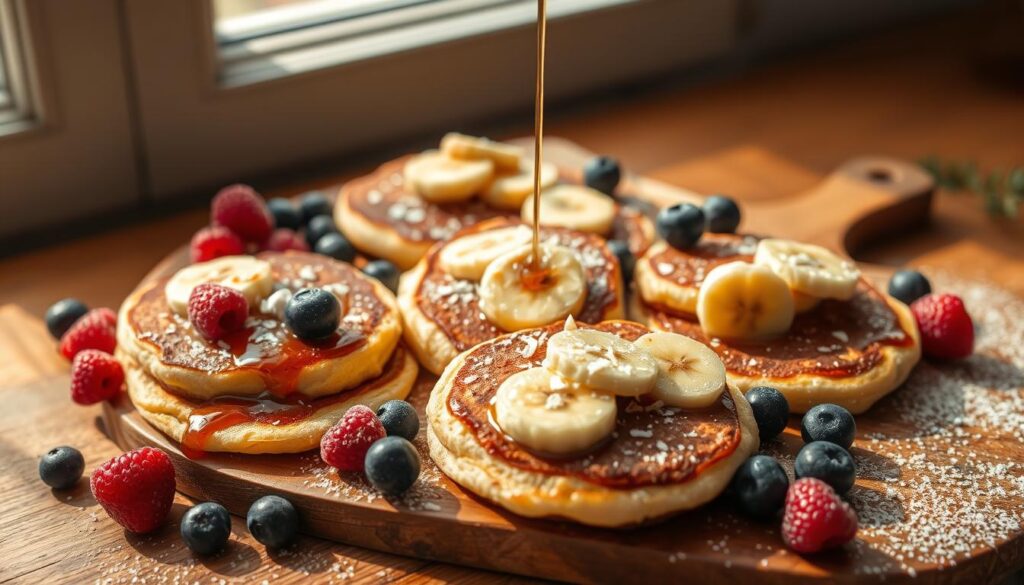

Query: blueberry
[376,400,419,440]
[180,502,231,556]
[607,240,634,284]
[38,446,84,489]
[306,214,339,248]
[363,260,400,294]
[268,198,301,231]
[794,441,856,494]
[314,232,356,263]
[702,195,741,234]
[583,156,621,196]
[364,436,420,496]
[887,269,931,305]
[656,203,705,250]
[246,495,298,549]
[284,288,340,340]
[744,386,789,442]
[44,299,89,340]
[801,403,856,449]
[299,192,333,224]
[730,455,789,519]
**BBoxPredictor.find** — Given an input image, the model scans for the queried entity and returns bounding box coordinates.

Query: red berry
[190,226,245,263]
[910,293,974,360]
[265,228,310,252]
[211,184,273,243]
[70,349,124,405]
[59,308,117,360]
[781,478,858,553]
[90,447,176,533]
[187,284,249,341]
[320,405,386,472]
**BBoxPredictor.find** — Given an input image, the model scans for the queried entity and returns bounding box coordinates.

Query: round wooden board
[102,139,1024,584]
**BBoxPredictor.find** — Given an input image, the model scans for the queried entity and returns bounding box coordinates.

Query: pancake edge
[336,187,432,271]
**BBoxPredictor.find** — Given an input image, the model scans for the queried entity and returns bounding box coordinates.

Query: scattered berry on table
[656,203,705,250]
[39,446,85,489]
[305,214,339,248]
[59,308,117,360]
[320,404,386,471]
[583,156,621,196]
[887,269,931,305]
[730,454,789,519]
[364,436,420,497]
[267,197,302,231]
[211,184,273,243]
[246,495,298,549]
[376,400,419,441]
[781,477,858,553]
[90,447,176,534]
[794,440,857,495]
[363,260,400,293]
[180,502,232,556]
[45,298,89,340]
[190,226,245,263]
[299,192,333,224]
[70,349,124,405]
[314,232,356,263]
[607,240,635,284]
[800,403,856,449]
[284,288,340,340]
[187,284,249,341]
[744,386,789,442]
[702,195,742,234]
[264,228,310,252]
[911,293,974,360]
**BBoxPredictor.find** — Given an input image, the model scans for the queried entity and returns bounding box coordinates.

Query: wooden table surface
[2,3,1023,584]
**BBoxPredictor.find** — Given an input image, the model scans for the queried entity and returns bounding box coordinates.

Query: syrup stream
[529,0,547,272]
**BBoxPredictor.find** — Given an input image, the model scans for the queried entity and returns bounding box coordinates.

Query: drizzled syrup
[527,0,547,275]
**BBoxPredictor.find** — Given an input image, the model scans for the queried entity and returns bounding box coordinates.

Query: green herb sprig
[918,156,1024,218]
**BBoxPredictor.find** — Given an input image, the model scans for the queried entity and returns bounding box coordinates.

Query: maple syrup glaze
[646,233,761,288]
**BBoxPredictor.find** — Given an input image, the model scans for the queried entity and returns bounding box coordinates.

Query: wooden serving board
[102,139,1024,584]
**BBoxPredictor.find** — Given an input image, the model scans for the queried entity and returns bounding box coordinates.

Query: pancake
[427,320,759,527]
[119,344,418,455]
[117,251,402,400]
[336,155,655,270]
[398,218,627,375]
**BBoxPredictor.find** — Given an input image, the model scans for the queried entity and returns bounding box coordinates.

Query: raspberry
[90,447,176,533]
[70,350,124,405]
[320,405,386,472]
[211,184,273,243]
[781,478,858,553]
[910,293,974,360]
[190,226,245,263]
[187,284,249,341]
[264,228,310,252]
[59,308,117,360]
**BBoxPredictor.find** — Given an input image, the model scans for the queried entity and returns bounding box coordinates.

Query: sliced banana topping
[754,238,860,301]
[634,332,726,408]
[543,324,657,397]
[696,261,795,340]
[165,255,273,316]
[792,290,822,314]
[478,244,586,331]
[522,185,616,236]
[404,150,494,203]
[493,367,617,455]
[440,133,523,171]
[438,225,533,281]
[481,159,559,210]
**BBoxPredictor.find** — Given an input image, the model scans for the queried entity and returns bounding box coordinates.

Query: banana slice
[478,244,586,331]
[754,239,860,301]
[440,133,523,171]
[481,160,559,210]
[404,150,494,203]
[634,332,727,408]
[543,319,657,396]
[696,261,795,340]
[793,290,821,314]
[438,225,533,281]
[521,185,616,236]
[493,367,617,455]
[165,255,273,316]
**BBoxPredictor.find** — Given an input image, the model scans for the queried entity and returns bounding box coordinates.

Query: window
[0,0,34,134]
